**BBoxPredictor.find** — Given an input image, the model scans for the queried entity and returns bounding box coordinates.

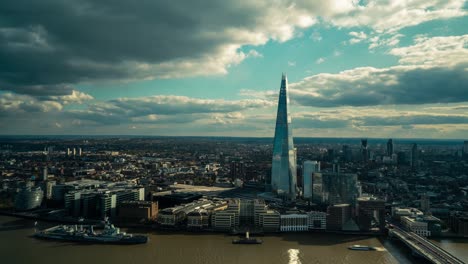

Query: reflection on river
[1,216,466,264]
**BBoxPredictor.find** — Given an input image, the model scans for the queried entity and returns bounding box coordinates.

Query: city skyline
[0,1,467,138]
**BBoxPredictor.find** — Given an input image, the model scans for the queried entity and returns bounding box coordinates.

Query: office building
[15,187,44,211]
[421,193,430,214]
[230,161,245,180]
[361,139,368,163]
[271,74,297,200]
[449,212,468,236]
[326,204,351,231]
[119,201,158,222]
[387,139,394,156]
[308,211,327,230]
[321,172,360,205]
[187,209,210,228]
[401,216,441,237]
[41,167,48,181]
[211,199,241,231]
[356,197,385,231]
[259,210,280,232]
[303,161,320,200]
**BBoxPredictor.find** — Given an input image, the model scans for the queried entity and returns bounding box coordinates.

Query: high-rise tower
[271,74,297,200]
[387,139,394,156]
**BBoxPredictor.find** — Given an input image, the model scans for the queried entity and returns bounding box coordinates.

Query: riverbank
[0,215,426,264]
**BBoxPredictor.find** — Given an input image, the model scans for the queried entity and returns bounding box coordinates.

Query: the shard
[271,74,297,200]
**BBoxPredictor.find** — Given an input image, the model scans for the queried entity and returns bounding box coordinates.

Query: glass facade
[271,74,297,200]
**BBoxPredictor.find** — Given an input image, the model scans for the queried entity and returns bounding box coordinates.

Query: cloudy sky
[1,0,467,138]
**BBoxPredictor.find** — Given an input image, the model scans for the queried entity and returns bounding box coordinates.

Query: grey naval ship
[34,219,148,244]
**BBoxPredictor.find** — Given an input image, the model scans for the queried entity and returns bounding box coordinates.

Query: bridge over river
[389,226,465,264]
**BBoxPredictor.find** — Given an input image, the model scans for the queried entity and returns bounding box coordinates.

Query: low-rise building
[401,215,442,237]
[259,210,280,232]
[119,200,158,222]
[187,209,210,228]
[280,213,308,232]
[157,199,213,227]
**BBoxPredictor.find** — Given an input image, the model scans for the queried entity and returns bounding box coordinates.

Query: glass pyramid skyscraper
[271,74,297,200]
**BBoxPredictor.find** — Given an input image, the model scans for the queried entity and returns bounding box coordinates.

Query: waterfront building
[448,211,468,237]
[271,74,297,200]
[280,213,308,232]
[259,210,280,232]
[158,199,213,227]
[356,197,385,231]
[401,216,430,236]
[392,207,424,220]
[326,204,351,231]
[401,215,442,237]
[211,211,236,231]
[187,209,210,229]
[303,161,320,200]
[118,200,158,222]
[239,199,254,226]
[15,187,43,211]
[308,211,327,230]
[254,199,267,227]
[64,186,144,218]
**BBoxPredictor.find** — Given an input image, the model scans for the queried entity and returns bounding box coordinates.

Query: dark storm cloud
[0,0,299,96]
[292,64,468,107]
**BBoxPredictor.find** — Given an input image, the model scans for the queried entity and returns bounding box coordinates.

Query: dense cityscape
[1,75,467,263]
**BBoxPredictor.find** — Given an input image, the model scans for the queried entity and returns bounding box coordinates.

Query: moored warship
[34,219,148,244]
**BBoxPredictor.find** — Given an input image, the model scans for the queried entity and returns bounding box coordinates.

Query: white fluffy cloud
[287,34,468,107]
[390,35,468,66]
[0,93,63,115]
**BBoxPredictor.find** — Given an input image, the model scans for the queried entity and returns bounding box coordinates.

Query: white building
[280,214,308,232]
[401,216,430,236]
[303,161,320,199]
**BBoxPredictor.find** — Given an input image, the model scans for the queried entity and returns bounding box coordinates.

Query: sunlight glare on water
[288,249,301,264]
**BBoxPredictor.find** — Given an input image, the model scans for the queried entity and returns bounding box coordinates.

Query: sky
[0,0,467,138]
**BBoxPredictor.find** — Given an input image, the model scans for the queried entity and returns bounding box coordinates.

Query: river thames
[1,216,467,264]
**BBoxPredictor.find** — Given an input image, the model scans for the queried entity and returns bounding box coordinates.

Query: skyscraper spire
[271,74,297,200]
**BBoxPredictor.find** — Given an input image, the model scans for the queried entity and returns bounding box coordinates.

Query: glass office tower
[271,74,297,200]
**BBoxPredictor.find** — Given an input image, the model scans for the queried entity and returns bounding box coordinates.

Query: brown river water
[1,216,466,264]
